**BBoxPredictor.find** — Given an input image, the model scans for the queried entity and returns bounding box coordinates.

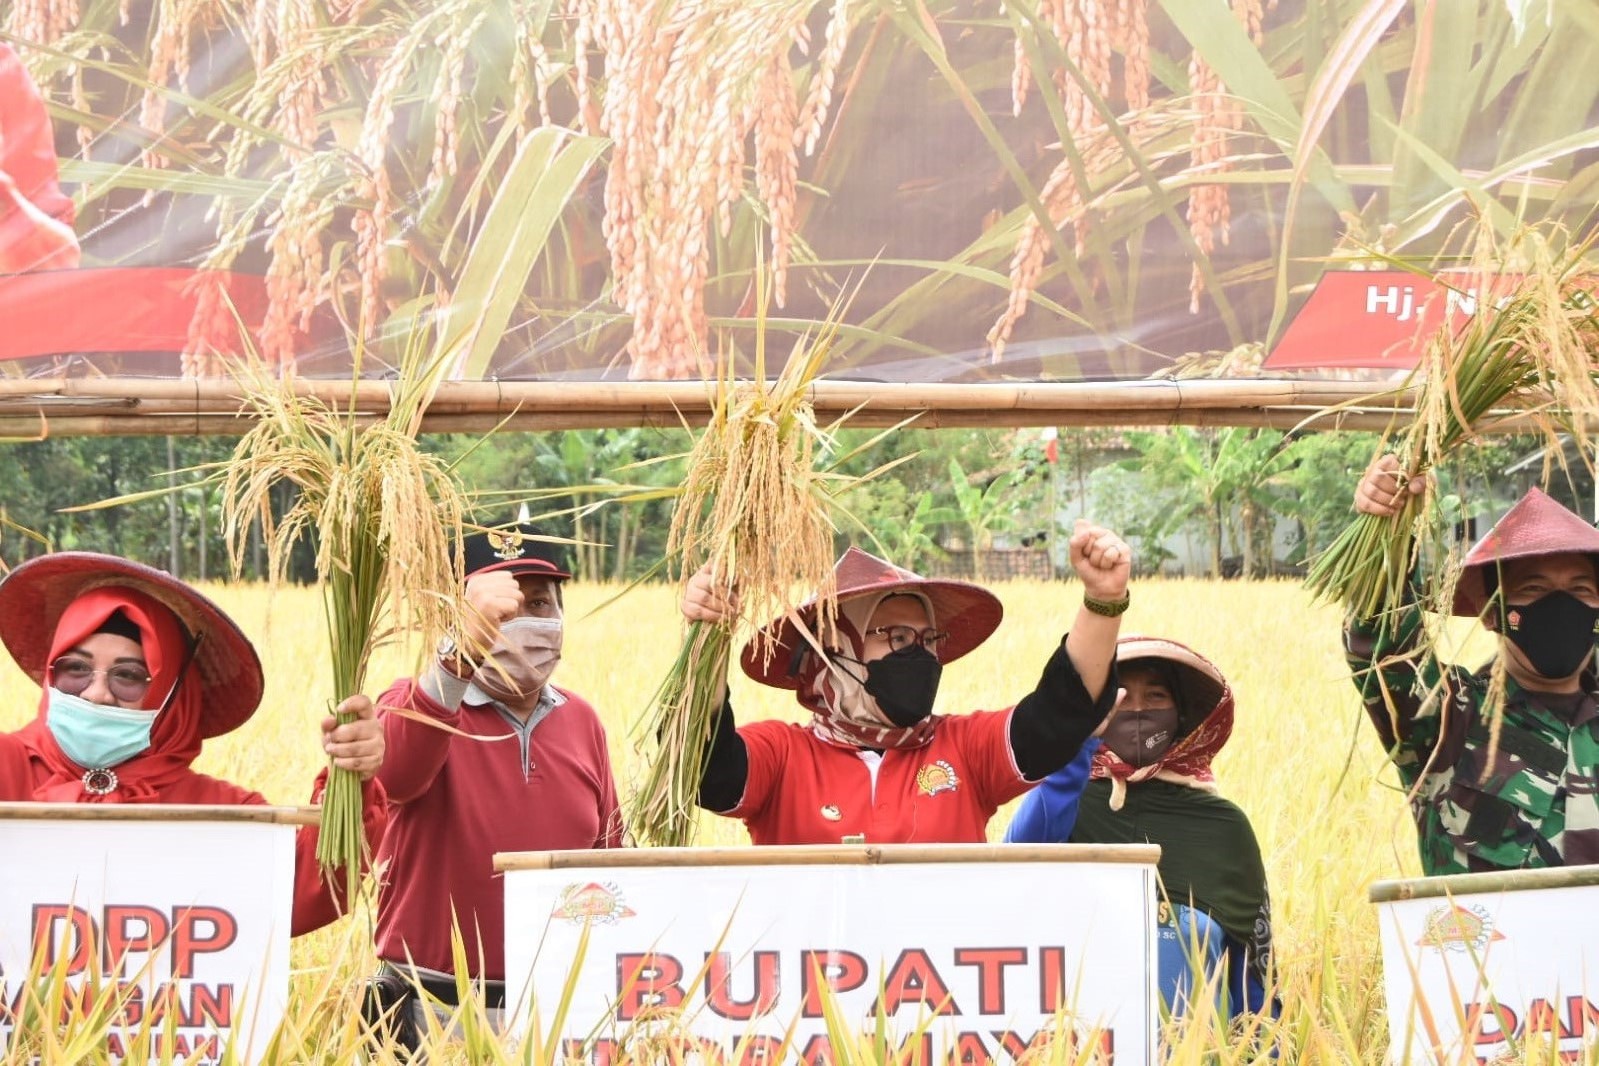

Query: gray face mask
[1101,705,1179,768]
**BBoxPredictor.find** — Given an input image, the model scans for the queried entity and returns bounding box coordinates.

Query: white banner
[501,845,1159,1065]
[0,807,297,1065]
[1373,870,1599,1065]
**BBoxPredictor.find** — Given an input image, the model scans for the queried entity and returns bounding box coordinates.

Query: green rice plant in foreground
[0,579,1539,1062]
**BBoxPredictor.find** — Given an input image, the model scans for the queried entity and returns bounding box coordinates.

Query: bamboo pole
[0,410,1508,436]
[0,801,319,825]
[0,412,1410,436]
[0,376,1407,409]
[2,375,1583,435]
[493,842,1161,871]
[1369,864,1599,902]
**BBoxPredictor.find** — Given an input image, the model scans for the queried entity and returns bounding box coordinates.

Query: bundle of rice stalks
[629,285,908,847]
[217,336,467,901]
[1306,224,1599,625]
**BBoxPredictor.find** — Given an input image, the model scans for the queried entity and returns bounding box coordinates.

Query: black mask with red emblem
[1503,590,1599,680]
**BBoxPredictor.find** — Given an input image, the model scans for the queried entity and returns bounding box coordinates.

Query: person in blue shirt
[1006,635,1275,1023]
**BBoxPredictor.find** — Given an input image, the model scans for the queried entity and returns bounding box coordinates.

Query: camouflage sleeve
[1343,602,1452,774]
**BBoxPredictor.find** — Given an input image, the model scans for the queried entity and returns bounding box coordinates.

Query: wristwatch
[1082,590,1131,617]
[436,635,474,679]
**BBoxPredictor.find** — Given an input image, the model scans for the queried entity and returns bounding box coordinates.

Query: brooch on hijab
[82,768,119,795]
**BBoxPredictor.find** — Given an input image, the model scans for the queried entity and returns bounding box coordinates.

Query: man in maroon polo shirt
[367,521,625,1049]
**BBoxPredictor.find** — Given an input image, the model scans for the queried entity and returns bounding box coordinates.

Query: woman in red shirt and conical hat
[685,520,1131,845]
[0,552,387,935]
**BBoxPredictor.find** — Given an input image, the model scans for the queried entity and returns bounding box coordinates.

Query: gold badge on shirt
[915,760,959,796]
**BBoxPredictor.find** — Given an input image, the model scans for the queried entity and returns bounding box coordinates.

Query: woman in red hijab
[0,552,387,935]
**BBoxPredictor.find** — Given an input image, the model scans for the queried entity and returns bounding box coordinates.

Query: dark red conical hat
[0,552,264,738]
[741,546,1004,689]
[1452,487,1599,616]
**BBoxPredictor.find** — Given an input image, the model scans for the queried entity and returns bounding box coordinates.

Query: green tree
[1123,428,1304,578]
[427,429,691,580]
[1087,463,1184,576]
[842,478,958,573]
[1278,432,1382,565]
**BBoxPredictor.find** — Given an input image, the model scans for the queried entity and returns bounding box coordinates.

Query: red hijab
[14,586,204,802]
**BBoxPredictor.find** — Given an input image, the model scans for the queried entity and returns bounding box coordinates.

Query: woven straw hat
[741,546,1003,689]
[0,552,263,737]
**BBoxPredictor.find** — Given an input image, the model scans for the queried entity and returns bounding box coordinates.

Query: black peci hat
[461,521,572,581]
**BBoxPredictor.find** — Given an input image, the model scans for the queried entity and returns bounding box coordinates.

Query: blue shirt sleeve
[1003,737,1099,843]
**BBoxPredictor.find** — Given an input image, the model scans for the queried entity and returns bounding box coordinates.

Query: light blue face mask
[46,688,157,769]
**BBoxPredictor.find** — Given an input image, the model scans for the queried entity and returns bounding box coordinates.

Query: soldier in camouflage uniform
[1344,455,1599,876]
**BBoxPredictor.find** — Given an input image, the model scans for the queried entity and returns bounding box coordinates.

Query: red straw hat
[741,547,1003,689]
[1452,487,1599,616]
[0,552,264,737]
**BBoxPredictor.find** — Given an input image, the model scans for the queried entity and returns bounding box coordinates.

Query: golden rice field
[0,577,1518,1064]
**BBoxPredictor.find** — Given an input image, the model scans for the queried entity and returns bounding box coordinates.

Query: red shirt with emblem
[731,709,1027,844]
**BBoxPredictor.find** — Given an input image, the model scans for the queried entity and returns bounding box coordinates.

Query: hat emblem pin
[488,530,526,561]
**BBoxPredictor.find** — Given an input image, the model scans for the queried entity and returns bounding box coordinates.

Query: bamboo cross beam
[0,376,1406,407]
[0,408,1434,436]
[0,377,1437,435]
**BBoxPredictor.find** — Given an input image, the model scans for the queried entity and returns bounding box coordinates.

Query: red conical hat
[1452,487,1599,616]
[0,552,264,737]
[741,547,1003,689]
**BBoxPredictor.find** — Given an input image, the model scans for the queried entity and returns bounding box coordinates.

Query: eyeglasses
[864,625,949,653]
[48,656,154,703]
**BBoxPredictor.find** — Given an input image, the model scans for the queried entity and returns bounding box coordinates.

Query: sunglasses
[49,656,154,703]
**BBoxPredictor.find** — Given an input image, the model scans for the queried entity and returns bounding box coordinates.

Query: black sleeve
[1008,638,1120,781]
[695,696,749,813]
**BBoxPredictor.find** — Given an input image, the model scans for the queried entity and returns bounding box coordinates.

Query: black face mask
[1503,590,1599,680]
[851,645,943,728]
[1100,706,1180,768]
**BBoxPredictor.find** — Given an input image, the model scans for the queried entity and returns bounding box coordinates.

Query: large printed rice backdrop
[2,0,1595,387]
